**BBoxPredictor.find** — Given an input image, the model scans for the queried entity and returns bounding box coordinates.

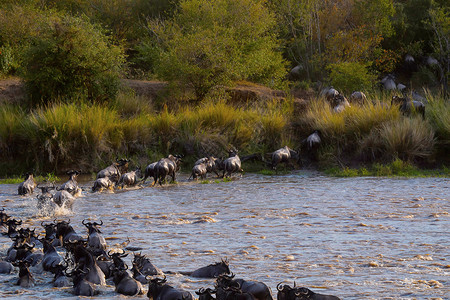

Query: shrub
[362,117,435,161]
[327,61,377,94]
[20,15,125,105]
[150,0,287,100]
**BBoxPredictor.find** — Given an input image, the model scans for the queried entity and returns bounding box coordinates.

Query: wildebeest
[97,158,130,181]
[217,274,272,300]
[55,220,83,244]
[70,242,106,285]
[40,238,64,271]
[222,150,243,178]
[111,264,144,296]
[190,160,209,180]
[277,283,340,300]
[92,176,116,192]
[271,146,299,171]
[82,220,107,256]
[59,170,82,196]
[36,183,56,211]
[66,267,96,296]
[133,252,163,276]
[153,154,182,186]
[331,94,350,113]
[13,260,35,287]
[53,190,75,210]
[142,161,158,184]
[380,74,397,90]
[179,259,230,278]
[0,260,13,274]
[349,91,367,105]
[18,173,36,196]
[147,276,193,300]
[118,166,142,188]
[391,95,425,119]
[321,87,339,103]
[51,262,70,287]
[306,130,321,152]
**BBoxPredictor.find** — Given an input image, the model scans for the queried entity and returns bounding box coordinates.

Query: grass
[0,88,448,177]
[325,159,450,177]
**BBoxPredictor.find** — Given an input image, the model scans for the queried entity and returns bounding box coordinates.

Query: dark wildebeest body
[391,95,425,119]
[111,267,144,296]
[83,220,107,256]
[148,276,193,300]
[190,162,208,180]
[53,190,75,209]
[59,170,81,196]
[92,176,116,192]
[18,173,36,196]
[133,252,163,276]
[118,167,142,188]
[41,238,64,271]
[271,146,299,171]
[222,150,243,178]
[181,259,230,278]
[0,260,13,274]
[71,244,106,285]
[67,268,96,296]
[217,274,272,300]
[142,161,158,184]
[277,283,340,300]
[97,158,129,181]
[153,155,182,186]
[51,263,70,287]
[14,260,35,288]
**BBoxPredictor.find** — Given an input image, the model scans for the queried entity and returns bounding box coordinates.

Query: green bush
[150,0,287,100]
[20,15,125,105]
[327,62,376,94]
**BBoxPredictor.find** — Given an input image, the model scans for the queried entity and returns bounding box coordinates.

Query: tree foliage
[20,15,125,104]
[150,0,287,100]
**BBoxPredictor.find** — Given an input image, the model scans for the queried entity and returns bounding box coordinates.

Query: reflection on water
[0,171,449,299]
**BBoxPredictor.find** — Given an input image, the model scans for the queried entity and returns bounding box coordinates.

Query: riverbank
[0,78,448,177]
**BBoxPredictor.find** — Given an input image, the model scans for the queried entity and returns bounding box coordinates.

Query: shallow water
[0,171,448,299]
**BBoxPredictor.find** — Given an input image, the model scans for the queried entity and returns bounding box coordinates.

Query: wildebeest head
[147,275,167,298]
[109,249,128,269]
[82,219,103,234]
[391,95,407,106]
[0,207,10,225]
[196,288,217,300]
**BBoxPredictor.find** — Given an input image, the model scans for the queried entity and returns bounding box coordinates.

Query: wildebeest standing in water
[117,166,142,188]
[153,154,182,186]
[58,170,82,197]
[96,158,130,181]
[222,150,243,178]
[18,173,36,196]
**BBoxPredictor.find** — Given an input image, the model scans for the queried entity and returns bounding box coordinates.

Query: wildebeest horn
[93,220,103,226]
[293,281,296,287]
[82,219,89,226]
[294,288,308,296]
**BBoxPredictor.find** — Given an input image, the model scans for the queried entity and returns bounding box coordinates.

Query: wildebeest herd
[0,207,340,299]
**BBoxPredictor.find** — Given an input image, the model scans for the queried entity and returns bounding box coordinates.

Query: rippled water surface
[0,172,449,299]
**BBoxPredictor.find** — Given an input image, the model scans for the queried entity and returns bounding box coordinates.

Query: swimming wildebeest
[179,259,231,278]
[58,170,81,196]
[18,173,36,196]
[277,283,340,300]
[96,158,130,182]
[147,276,193,300]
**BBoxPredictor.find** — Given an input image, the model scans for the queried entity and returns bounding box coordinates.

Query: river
[0,171,448,299]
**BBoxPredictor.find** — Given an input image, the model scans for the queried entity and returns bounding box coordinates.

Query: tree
[20,15,125,104]
[149,0,287,100]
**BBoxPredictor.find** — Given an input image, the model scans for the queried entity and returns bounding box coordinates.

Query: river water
[0,171,448,299]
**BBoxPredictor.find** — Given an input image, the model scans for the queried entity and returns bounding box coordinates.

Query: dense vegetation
[0,0,448,176]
